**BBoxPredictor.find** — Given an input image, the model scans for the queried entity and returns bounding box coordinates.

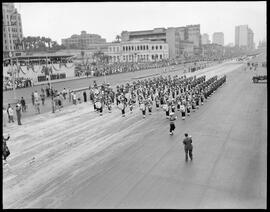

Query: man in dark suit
[183,133,193,161]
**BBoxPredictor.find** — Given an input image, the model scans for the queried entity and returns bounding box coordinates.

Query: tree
[115,35,121,43]
[22,36,62,52]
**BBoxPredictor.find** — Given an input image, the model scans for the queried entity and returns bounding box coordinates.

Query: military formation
[88,73,227,135]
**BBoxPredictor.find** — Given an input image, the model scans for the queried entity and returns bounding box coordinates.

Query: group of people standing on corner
[3,101,23,127]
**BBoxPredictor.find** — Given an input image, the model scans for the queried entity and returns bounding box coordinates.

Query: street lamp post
[47,56,55,113]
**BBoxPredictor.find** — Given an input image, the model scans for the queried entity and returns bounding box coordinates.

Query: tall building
[2,3,24,58]
[201,33,210,45]
[61,31,106,49]
[235,25,254,49]
[121,24,201,59]
[248,28,254,49]
[212,32,224,46]
[186,25,201,48]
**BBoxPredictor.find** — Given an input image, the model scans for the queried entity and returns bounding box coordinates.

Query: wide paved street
[3,58,267,208]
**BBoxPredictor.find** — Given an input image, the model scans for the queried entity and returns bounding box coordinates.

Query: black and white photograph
[2,1,267,209]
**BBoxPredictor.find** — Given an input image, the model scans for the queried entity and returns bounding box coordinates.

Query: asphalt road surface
[3,57,267,208]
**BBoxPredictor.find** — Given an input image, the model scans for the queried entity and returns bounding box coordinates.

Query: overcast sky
[14,2,266,46]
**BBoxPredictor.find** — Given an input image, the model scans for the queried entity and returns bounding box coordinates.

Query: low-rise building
[106,40,169,63]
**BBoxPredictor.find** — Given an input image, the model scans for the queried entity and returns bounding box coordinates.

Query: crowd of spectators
[3,58,73,67]
[3,77,33,91]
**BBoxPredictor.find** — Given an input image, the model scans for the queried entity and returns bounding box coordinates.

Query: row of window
[122,54,164,60]
[3,39,19,45]
[65,39,102,43]
[110,54,165,62]
[122,45,164,52]
[3,27,22,33]
[3,33,22,39]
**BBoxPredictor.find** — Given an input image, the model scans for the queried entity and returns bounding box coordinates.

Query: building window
[132,46,134,51]
[152,46,154,50]
[156,46,158,50]
[146,45,148,50]
[160,45,162,50]
[152,55,154,60]
[160,55,162,59]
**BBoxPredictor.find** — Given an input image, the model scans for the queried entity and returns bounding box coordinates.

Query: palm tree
[115,35,121,43]
[45,37,52,49]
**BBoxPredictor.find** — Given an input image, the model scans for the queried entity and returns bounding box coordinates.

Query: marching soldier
[171,100,176,113]
[169,112,177,135]
[180,102,186,120]
[147,97,153,115]
[186,101,191,116]
[155,95,160,111]
[95,100,103,116]
[140,100,146,118]
[164,102,170,119]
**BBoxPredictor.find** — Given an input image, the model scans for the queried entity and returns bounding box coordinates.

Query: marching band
[88,73,227,134]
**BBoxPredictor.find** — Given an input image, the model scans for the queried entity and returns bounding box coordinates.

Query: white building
[212,32,224,46]
[107,40,169,63]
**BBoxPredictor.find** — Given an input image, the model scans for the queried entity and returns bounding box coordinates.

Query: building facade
[2,3,24,58]
[61,31,106,49]
[212,32,224,46]
[120,25,201,59]
[248,28,254,49]
[235,25,254,49]
[201,33,210,45]
[106,40,169,63]
[186,25,201,48]
[179,40,194,57]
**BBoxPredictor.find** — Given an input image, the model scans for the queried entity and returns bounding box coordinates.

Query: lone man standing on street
[183,133,193,161]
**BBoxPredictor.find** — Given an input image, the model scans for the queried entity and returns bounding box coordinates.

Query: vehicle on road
[252,75,267,83]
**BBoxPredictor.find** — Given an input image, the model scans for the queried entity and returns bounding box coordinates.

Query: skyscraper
[2,3,24,58]
[212,32,224,46]
[235,25,254,49]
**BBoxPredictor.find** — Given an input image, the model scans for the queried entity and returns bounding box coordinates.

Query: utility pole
[47,56,54,113]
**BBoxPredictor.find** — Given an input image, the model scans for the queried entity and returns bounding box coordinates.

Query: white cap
[170,112,174,116]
